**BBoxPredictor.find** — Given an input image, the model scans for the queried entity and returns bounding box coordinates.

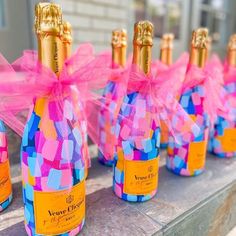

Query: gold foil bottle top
[111,29,127,48]
[132,21,153,75]
[62,21,72,44]
[191,28,208,49]
[227,34,236,66]
[35,2,63,35]
[190,28,209,68]
[160,33,174,49]
[111,29,127,68]
[133,21,154,46]
[160,33,174,65]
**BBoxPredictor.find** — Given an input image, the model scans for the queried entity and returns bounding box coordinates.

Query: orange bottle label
[34,180,85,235]
[124,157,159,195]
[188,141,207,171]
[0,160,12,203]
[217,128,236,152]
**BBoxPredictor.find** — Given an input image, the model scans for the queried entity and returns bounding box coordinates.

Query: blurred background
[1,0,236,62]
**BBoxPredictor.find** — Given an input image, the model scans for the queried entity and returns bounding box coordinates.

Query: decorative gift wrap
[208,64,236,157]
[153,53,189,149]
[113,67,199,201]
[97,77,127,166]
[0,45,112,234]
[167,85,210,176]
[113,91,160,202]
[0,120,12,212]
[167,64,227,176]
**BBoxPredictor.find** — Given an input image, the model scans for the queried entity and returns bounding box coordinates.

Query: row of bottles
[0,1,235,235]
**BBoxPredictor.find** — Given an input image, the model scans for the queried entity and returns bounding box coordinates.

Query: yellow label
[188,141,207,171]
[34,181,85,235]
[124,158,159,195]
[218,128,236,152]
[0,160,12,203]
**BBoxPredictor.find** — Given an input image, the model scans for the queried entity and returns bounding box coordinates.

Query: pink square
[192,92,201,105]
[114,183,122,197]
[61,169,73,187]
[42,140,59,161]
[0,132,6,147]
[177,147,187,159]
[120,124,131,139]
[21,162,29,183]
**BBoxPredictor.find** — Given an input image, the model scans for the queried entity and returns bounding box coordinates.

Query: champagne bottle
[0,122,12,212]
[167,28,209,176]
[159,33,174,149]
[113,21,160,202]
[98,29,127,166]
[208,34,236,157]
[21,3,85,235]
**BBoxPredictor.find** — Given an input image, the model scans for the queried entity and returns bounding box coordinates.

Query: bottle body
[98,80,126,166]
[21,89,87,236]
[208,81,236,157]
[0,121,12,211]
[113,92,160,201]
[167,84,210,176]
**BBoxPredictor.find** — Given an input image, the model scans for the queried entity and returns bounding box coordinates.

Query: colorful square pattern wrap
[208,62,236,158]
[153,53,189,149]
[97,67,128,166]
[113,66,199,201]
[0,120,12,212]
[167,63,227,176]
[0,44,113,236]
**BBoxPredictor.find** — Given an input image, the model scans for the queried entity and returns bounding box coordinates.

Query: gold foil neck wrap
[35,2,62,35]
[111,29,127,68]
[160,33,174,65]
[191,28,208,49]
[111,29,127,48]
[132,21,153,75]
[35,2,64,76]
[227,34,236,66]
[160,33,174,49]
[62,21,73,61]
[133,21,153,46]
[190,28,209,68]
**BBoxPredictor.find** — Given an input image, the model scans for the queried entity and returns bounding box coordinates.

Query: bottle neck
[160,48,172,66]
[112,46,121,68]
[112,46,127,68]
[119,46,126,68]
[37,33,64,76]
[63,42,72,61]
[132,44,152,75]
[227,49,236,67]
[189,47,207,68]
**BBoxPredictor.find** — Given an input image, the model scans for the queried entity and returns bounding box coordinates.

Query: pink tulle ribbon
[124,65,200,143]
[0,43,114,137]
[182,63,233,124]
[152,52,189,97]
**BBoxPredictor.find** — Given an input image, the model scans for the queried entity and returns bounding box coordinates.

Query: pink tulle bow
[125,65,200,143]
[0,43,114,137]
[152,52,189,97]
[182,63,232,124]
